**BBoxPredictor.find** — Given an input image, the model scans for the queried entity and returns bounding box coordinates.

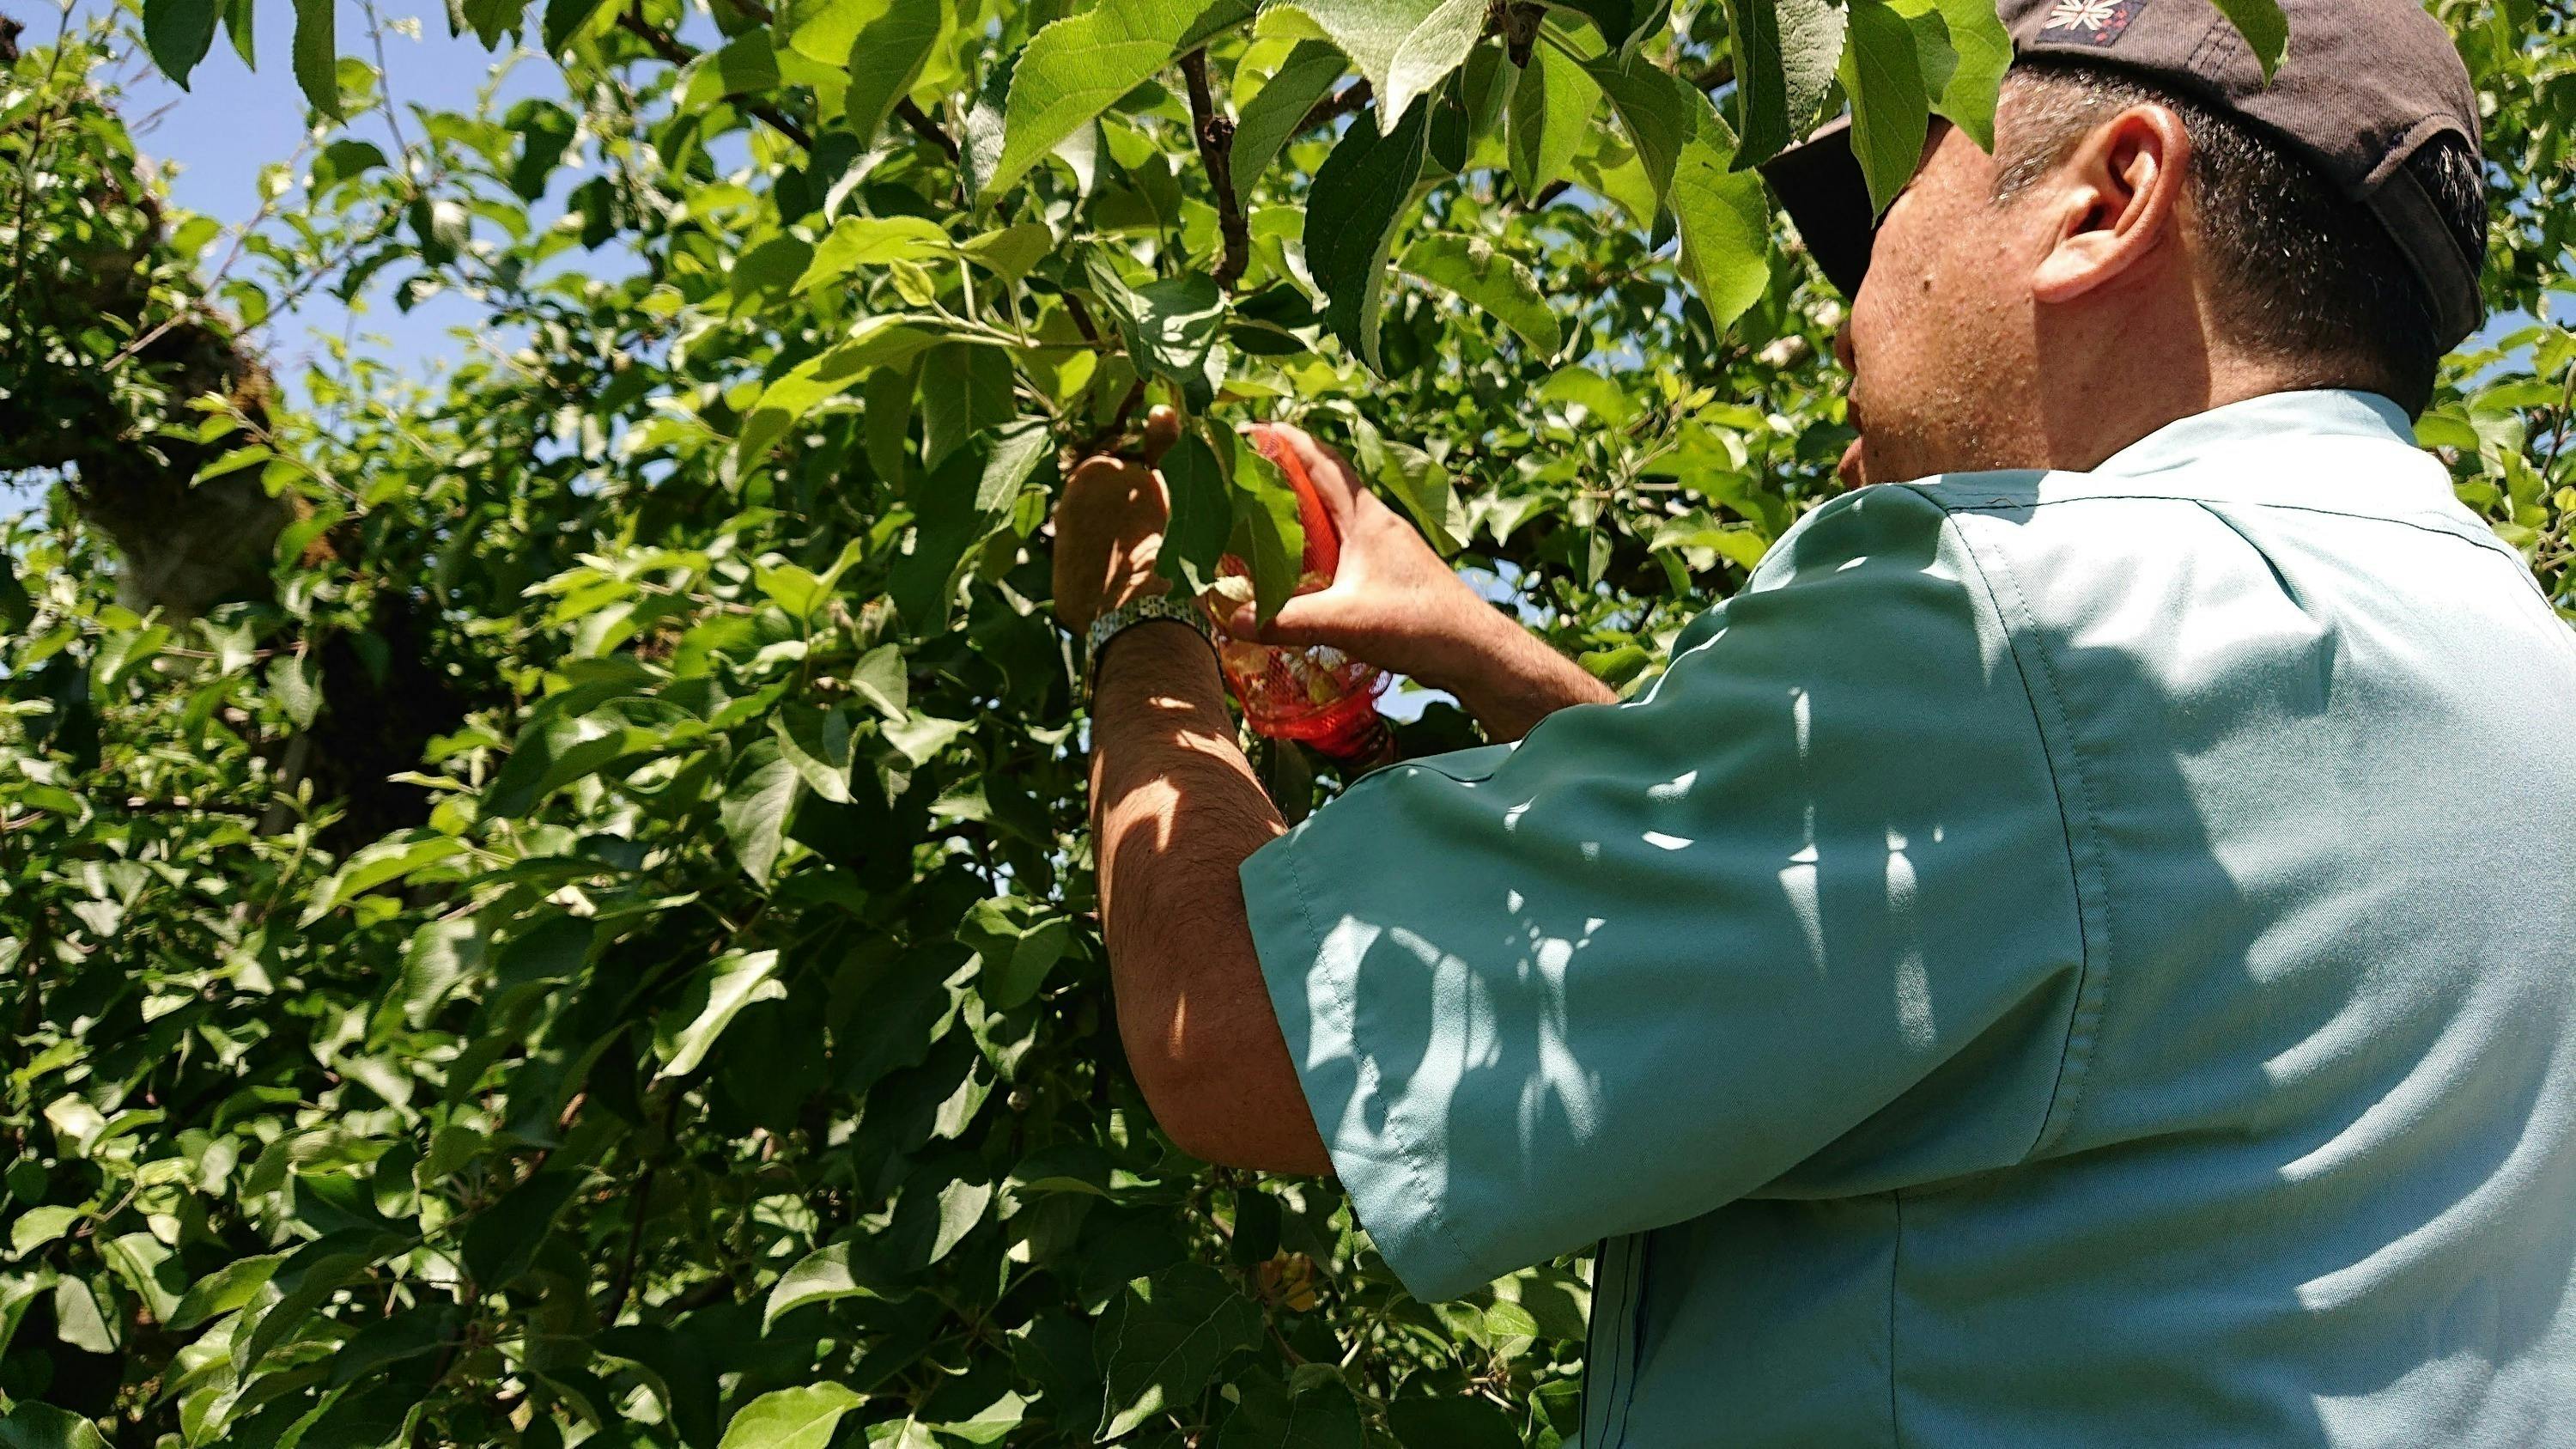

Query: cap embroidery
[2040,0,2147,44]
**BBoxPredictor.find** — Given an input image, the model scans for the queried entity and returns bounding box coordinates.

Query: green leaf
[291,0,339,119]
[543,0,611,52]
[1926,0,2008,151]
[729,236,814,316]
[268,650,321,728]
[143,0,222,88]
[982,0,1259,202]
[478,697,674,819]
[1217,1373,1365,1448]
[2211,0,2289,80]
[298,834,467,926]
[718,1381,866,1449]
[841,0,945,142]
[167,1251,286,1330]
[0,556,29,635]
[1838,0,1929,215]
[793,216,951,291]
[240,1229,404,1370]
[1398,234,1561,353]
[957,222,1055,283]
[682,33,782,113]
[1087,265,1230,412]
[848,643,910,720]
[1585,52,1771,329]
[721,742,801,886]
[919,343,1019,466]
[1506,37,1599,198]
[456,0,520,46]
[222,0,253,64]
[923,1172,992,1264]
[935,1391,1029,1446]
[957,898,1073,1010]
[1158,425,1235,593]
[772,704,856,805]
[737,315,948,465]
[9,1204,79,1257]
[1724,0,1846,167]
[890,424,1048,629]
[457,1172,582,1292]
[763,1239,896,1329]
[1096,1263,1265,1440]
[1273,0,1485,128]
[1385,1397,1520,1449]
[883,714,971,765]
[1305,95,1432,372]
[1543,0,1665,51]
[0,1403,111,1449]
[655,948,787,1078]
[1232,41,1348,209]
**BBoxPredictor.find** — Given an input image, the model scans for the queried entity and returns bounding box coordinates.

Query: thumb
[1219,581,1354,648]
[1135,405,1182,466]
[1243,422,1367,533]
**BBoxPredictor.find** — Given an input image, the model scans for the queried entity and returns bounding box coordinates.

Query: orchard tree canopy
[0,0,2567,1444]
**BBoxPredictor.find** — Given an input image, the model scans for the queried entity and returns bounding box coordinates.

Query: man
[1052,0,2576,1443]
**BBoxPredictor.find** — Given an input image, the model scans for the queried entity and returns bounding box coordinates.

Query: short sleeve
[1239,484,2089,1303]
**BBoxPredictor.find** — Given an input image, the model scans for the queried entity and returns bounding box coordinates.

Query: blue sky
[63,0,568,389]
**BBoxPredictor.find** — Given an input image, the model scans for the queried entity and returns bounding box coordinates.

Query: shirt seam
[1897,488,2109,1160]
[1887,1187,1905,1449]
[1267,832,1486,1296]
[1936,493,2520,558]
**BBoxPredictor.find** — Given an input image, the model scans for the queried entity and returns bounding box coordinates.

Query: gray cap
[1760,0,2488,349]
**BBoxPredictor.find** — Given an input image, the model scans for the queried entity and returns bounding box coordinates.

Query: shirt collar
[2091,390,2418,479]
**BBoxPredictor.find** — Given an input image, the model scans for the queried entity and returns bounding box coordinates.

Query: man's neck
[2035,337,2346,474]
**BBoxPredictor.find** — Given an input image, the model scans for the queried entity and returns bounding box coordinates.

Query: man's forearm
[1088,622,1332,1175]
[1414,599,1618,744]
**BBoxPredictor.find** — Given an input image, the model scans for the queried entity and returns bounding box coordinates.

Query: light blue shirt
[1240,392,2576,1446]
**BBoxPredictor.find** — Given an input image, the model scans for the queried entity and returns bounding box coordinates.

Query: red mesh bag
[1206,429,1392,764]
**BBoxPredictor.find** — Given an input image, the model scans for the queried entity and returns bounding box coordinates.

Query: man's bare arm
[1088,623,1331,1176]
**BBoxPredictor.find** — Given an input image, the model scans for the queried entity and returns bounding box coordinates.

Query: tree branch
[1299,81,1371,132]
[895,98,962,162]
[615,7,813,150]
[1179,50,1248,289]
[1062,291,1103,347]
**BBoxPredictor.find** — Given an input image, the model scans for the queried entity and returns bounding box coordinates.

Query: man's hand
[1223,423,1614,742]
[1052,406,1182,632]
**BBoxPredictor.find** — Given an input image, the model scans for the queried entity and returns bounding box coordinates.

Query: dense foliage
[0,0,2566,1445]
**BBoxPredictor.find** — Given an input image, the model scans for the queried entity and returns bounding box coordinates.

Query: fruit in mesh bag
[1206,427,1391,764]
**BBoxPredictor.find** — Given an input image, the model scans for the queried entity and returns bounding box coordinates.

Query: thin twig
[1075,377,1147,459]
[614,7,813,149]
[895,98,961,161]
[2540,349,2576,485]
[1299,81,1371,132]
[1179,50,1248,289]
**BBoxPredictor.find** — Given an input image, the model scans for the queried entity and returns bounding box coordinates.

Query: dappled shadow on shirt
[1277,478,2576,1445]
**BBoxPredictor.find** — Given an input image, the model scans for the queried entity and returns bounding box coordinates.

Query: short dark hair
[1990,56,2488,417]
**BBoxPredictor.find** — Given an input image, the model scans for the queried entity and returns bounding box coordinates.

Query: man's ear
[2029,104,2193,303]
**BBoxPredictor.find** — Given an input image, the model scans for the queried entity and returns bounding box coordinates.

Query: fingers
[1136,405,1182,466]
[1242,422,1367,531]
[1218,584,1346,648]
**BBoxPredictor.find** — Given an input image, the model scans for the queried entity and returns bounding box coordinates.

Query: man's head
[1766,0,2490,489]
